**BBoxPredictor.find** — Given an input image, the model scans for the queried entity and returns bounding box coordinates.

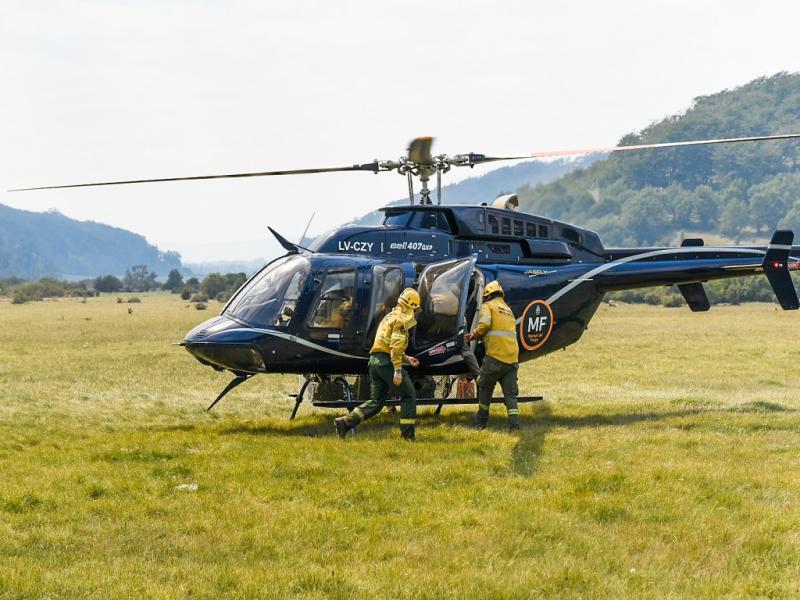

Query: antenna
[299,211,315,245]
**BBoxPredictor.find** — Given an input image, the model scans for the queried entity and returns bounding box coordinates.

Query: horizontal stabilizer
[677,282,710,312]
[763,230,799,310]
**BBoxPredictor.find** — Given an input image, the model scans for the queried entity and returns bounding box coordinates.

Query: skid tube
[310,396,543,410]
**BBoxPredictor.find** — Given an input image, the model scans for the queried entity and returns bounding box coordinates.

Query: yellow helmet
[483,280,504,299]
[397,288,421,310]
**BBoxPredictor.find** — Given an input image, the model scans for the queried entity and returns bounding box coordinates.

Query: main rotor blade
[407,136,434,164]
[9,162,382,192]
[526,132,800,159]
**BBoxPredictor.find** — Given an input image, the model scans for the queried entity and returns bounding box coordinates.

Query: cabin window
[488,214,500,234]
[538,224,549,238]
[384,212,410,227]
[562,227,581,243]
[364,266,404,347]
[513,220,524,236]
[308,268,356,329]
[410,211,451,233]
[488,243,511,255]
[501,218,511,235]
[526,223,536,237]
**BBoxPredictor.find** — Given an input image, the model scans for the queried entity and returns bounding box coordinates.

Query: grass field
[1,294,800,598]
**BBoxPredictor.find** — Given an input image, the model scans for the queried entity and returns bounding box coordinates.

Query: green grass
[1,294,800,598]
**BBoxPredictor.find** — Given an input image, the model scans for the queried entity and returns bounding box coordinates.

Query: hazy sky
[3,1,800,262]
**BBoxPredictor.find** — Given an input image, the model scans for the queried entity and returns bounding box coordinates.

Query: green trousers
[475,355,519,427]
[342,353,417,437]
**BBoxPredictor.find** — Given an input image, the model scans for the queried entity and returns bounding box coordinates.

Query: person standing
[464,280,520,431]
[334,288,421,440]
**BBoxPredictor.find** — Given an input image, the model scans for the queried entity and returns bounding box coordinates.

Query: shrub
[94,275,122,293]
[116,297,124,304]
[195,302,208,311]
[201,273,228,299]
[128,297,141,304]
[190,293,208,303]
[180,288,192,301]
[216,291,231,303]
[662,293,684,308]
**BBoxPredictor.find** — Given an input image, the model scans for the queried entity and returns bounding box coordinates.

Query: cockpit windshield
[224,255,309,328]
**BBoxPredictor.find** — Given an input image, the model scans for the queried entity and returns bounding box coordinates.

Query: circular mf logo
[519,300,554,351]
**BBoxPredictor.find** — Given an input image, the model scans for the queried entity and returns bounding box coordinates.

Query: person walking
[464,280,520,431]
[334,288,421,440]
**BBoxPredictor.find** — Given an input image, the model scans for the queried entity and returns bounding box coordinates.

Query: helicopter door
[362,265,405,352]
[412,256,477,357]
[305,263,358,346]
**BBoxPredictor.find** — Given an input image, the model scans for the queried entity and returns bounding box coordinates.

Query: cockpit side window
[364,266,404,347]
[410,211,451,233]
[224,255,309,328]
[308,268,356,329]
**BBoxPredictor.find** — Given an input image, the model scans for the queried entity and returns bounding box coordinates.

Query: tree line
[3,266,247,305]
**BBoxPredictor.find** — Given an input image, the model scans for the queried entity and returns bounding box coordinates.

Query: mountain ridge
[0,203,182,279]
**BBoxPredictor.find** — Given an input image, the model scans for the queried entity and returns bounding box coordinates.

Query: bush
[216,291,231,303]
[195,302,208,311]
[662,293,684,308]
[201,273,228,299]
[190,293,208,303]
[180,288,192,301]
[94,275,122,293]
[127,297,141,304]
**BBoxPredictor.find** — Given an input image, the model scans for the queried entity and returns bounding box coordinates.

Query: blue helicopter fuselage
[183,204,800,377]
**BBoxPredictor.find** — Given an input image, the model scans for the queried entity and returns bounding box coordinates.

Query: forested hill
[517,72,800,246]
[0,203,182,279]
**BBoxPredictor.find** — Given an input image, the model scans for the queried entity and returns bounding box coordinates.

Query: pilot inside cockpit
[310,280,354,329]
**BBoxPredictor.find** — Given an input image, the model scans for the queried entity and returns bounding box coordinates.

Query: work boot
[401,425,416,441]
[508,423,520,433]
[470,412,487,430]
[334,417,350,439]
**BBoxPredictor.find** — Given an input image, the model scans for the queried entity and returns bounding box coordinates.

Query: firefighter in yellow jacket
[334,288,421,440]
[464,280,520,431]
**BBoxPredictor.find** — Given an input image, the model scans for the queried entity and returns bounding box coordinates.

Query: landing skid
[287,375,541,419]
[307,396,543,410]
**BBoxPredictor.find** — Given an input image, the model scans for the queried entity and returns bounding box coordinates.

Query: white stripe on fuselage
[225,328,368,360]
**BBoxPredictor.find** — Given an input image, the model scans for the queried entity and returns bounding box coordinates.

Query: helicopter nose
[182,315,267,373]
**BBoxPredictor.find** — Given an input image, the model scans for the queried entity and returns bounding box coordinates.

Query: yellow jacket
[474,297,519,364]
[370,306,416,370]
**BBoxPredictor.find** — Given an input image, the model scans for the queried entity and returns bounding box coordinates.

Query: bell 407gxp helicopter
[14,134,800,417]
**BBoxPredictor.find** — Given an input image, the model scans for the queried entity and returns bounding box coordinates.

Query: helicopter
[13,134,800,418]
